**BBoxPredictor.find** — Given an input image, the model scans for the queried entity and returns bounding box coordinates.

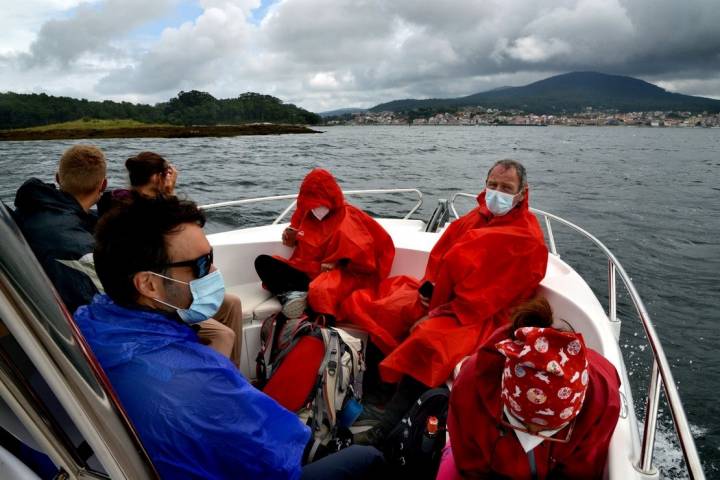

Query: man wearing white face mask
[74,196,313,478]
[94,151,243,368]
[76,194,387,479]
[349,160,549,447]
[484,160,526,216]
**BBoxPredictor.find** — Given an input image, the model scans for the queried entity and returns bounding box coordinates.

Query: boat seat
[375,218,426,232]
[225,282,282,324]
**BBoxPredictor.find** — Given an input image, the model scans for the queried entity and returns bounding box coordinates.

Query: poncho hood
[295,168,345,218]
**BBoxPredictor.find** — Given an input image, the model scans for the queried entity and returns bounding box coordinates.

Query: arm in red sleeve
[424,208,486,282]
[321,208,394,276]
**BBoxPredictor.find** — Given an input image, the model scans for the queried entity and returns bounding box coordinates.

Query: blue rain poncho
[75,294,310,479]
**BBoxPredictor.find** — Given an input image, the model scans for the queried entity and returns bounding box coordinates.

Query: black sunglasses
[163,249,213,278]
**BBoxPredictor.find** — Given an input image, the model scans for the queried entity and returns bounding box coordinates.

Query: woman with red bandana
[438,297,621,479]
[255,168,395,319]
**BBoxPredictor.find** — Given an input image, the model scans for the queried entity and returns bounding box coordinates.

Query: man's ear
[517,184,527,203]
[133,271,161,299]
[55,172,61,186]
[100,178,108,193]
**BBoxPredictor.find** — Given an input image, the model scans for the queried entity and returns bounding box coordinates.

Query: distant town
[329,107,720,128]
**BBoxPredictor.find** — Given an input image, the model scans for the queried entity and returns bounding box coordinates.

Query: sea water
[1,125,718,477]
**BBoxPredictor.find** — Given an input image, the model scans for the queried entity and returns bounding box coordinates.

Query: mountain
[318,107,367,118]
[0,90,322,130]
[370,72,720,114]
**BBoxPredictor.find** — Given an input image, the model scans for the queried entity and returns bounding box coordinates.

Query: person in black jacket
[14,144,107,314]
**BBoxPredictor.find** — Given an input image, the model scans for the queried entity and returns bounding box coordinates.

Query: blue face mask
[152,270,225,324]
[485,188,520,216]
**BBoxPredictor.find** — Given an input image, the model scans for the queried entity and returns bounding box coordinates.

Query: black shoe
[353,425,387,446]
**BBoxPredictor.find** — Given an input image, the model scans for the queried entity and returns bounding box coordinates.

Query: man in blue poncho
[74,195,383,479]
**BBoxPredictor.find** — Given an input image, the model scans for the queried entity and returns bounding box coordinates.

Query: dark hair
[486,159,527,189]
[94,196,205,306]
[509,296,554,338]
[125,152,168,187]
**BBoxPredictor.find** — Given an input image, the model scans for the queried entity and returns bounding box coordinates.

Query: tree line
[0,90,322,129]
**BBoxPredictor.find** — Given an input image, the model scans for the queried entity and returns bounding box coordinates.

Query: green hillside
[371,72,720,114]
[0,90,322,130]
[16,119,170,131]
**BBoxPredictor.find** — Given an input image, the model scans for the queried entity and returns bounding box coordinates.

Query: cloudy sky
[1,0,719,112]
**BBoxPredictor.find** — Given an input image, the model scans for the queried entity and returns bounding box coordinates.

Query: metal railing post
[273,201,298,224]
[608,260,617,323]
[638,361,662,474]
[544,216,558,256]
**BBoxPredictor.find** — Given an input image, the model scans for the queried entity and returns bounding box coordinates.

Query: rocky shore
[0,123,322,141]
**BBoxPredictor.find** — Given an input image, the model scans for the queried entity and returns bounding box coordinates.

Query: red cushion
[262,336,325,411]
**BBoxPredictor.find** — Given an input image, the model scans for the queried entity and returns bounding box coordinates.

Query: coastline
[0,123,322,141]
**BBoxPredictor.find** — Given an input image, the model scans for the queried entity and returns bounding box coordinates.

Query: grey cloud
[654,76,720,99]
[96,1,253,94]
[6,0,720,111]
[261,0,395,67]
[256,0,720,107]
[21,0,177,68]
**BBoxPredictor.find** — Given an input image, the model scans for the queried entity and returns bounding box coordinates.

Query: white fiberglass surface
[209,221,617,357]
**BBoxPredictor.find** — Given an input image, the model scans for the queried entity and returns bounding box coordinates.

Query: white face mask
[312,206,330,220]
[485,188,520,216]
[151,270,225,324]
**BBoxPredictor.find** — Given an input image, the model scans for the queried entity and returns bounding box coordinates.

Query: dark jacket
[14,178,98,314]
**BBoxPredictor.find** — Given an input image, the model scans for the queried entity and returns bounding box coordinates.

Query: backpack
[256,313,365,460]
[383,387,450,479]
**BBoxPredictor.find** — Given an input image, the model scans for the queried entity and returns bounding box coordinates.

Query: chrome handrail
[450,192,704,479]
[200,188,423,224]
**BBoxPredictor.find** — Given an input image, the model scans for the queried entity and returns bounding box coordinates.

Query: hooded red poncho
[447,327,621,479]
[277,169,395,317]
[340,190,548,387]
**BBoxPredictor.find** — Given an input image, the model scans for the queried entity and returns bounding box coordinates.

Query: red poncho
[447,327,621,479]
[424,190,545,282]
[278,169,395,317]
[341,190,548,387]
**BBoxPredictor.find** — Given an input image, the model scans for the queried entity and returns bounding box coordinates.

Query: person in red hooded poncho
[254,168,395,319]
[349,160,548,446]
[438,296,621,480]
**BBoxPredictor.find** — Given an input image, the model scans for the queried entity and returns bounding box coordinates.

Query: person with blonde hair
[14,144,107,313]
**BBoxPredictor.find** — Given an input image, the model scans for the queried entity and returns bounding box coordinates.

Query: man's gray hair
[486,159,527,188]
